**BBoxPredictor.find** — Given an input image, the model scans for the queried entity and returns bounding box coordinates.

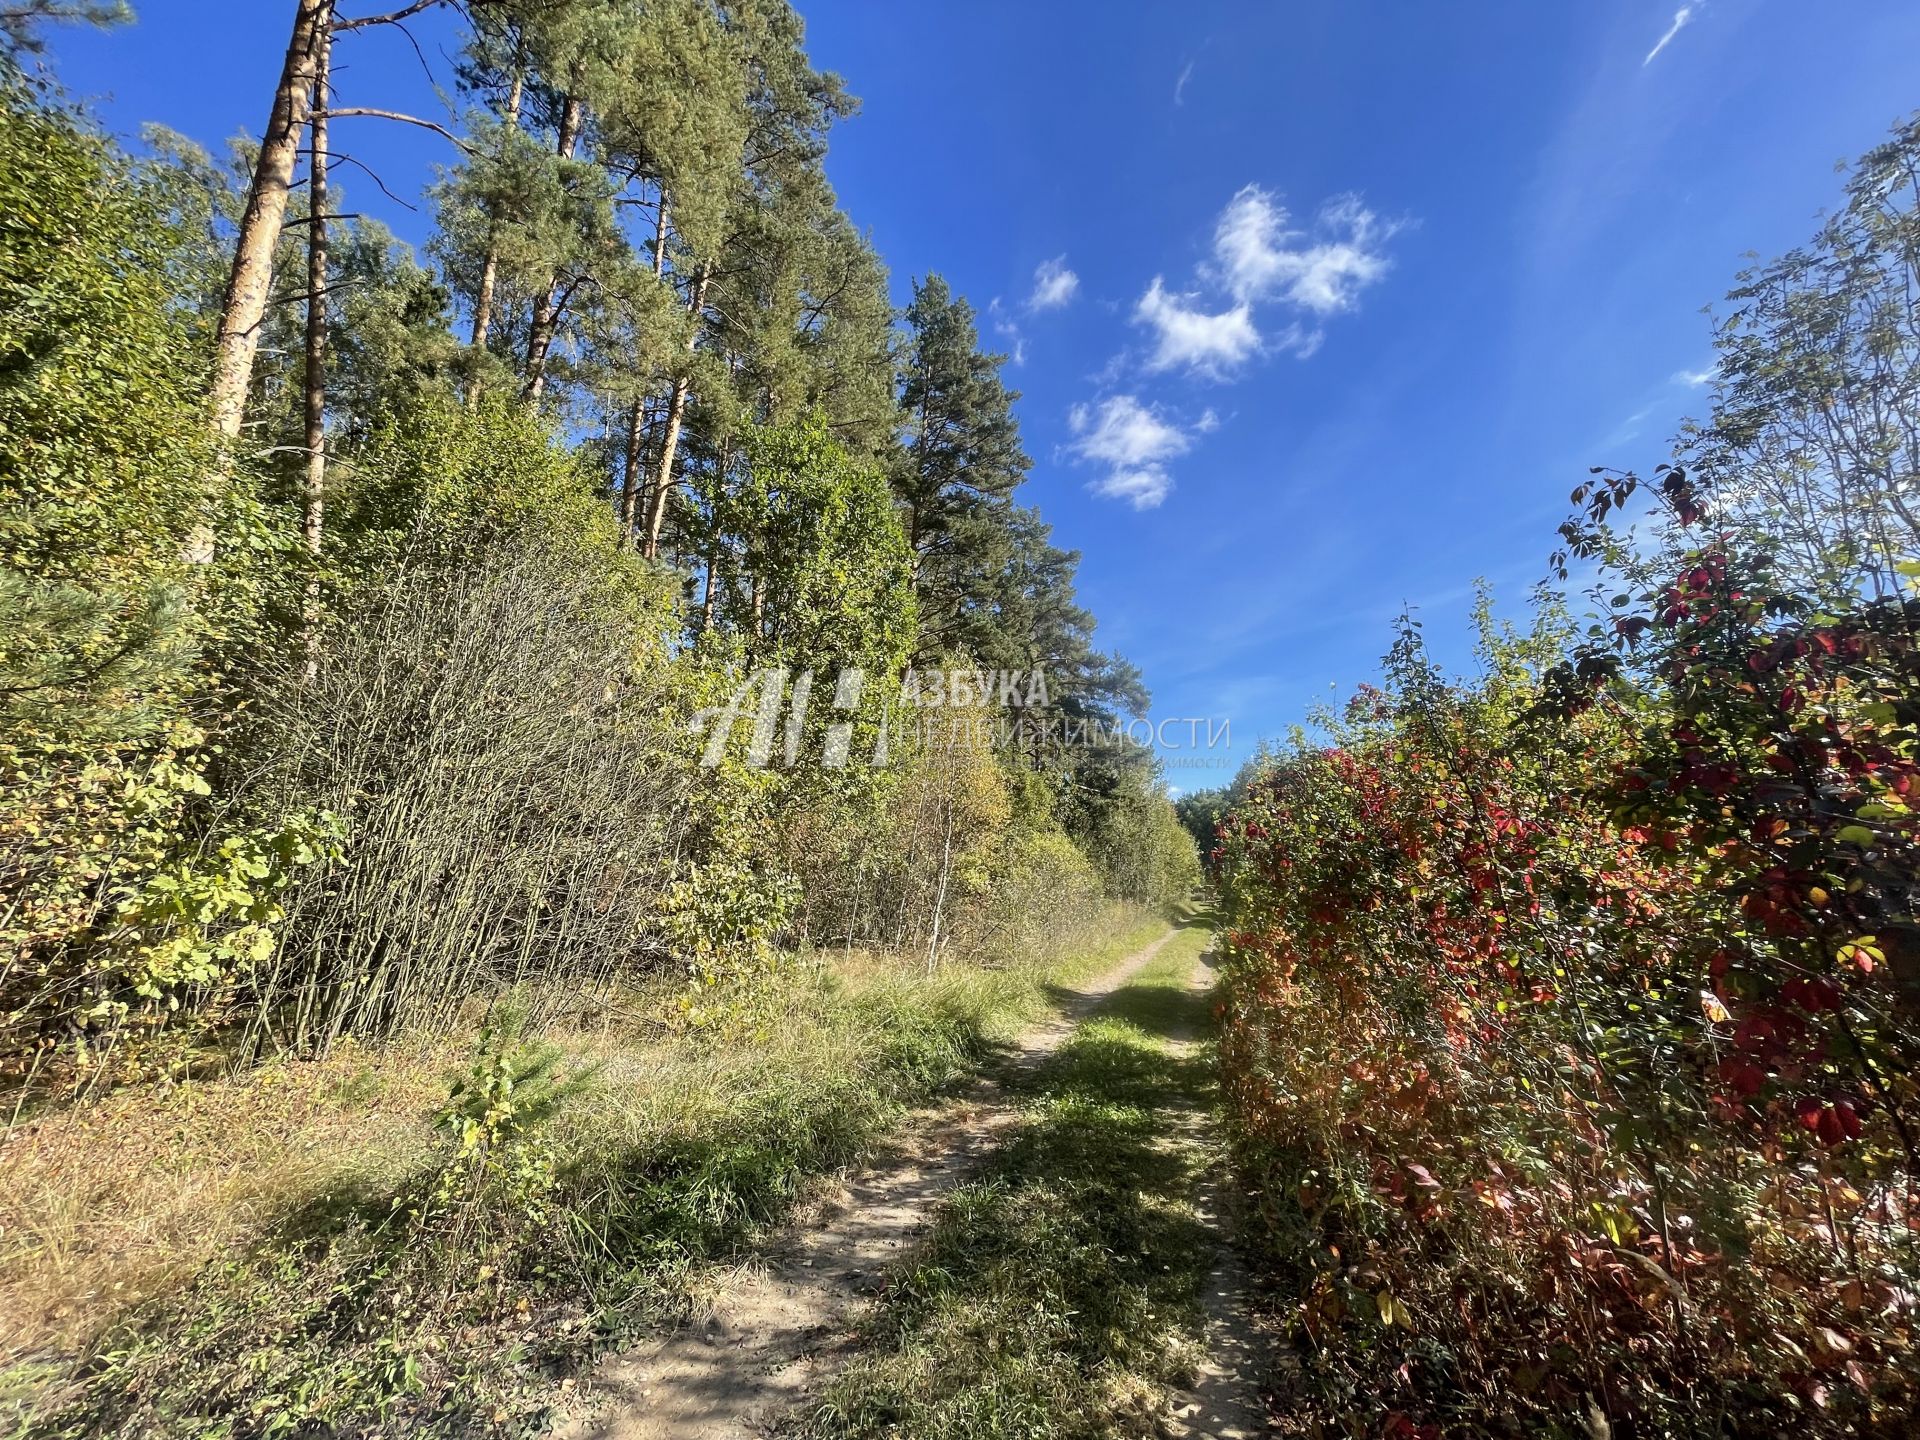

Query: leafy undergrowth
[1213,550,1920,1436]
[3,905,1171,1439]
[789,921,1220,1440]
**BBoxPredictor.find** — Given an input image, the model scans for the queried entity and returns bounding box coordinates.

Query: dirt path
[1164,949,1272,1439]
[560,928,1181,1440]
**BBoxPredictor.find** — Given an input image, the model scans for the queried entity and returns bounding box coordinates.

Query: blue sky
[49,1,1920,789]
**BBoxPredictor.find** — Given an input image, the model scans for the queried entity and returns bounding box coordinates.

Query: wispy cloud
[1065,394,1200,509]
[1081,182,1400,507]
[986,297,1026,365]
[1604,402,1658,450]
[1212,187,1395,314]
[1126,187,1394,383]
[1174,59,1195,106]
[1134,278,1261,377]
[1028,255,1079,311]
[1672,364,1714,387]
[1643,4,1696,66]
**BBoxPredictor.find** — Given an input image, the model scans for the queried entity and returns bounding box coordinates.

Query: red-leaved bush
[1214,483,1920,1436]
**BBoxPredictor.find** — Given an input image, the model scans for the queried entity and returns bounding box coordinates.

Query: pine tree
[896,274,1031,658]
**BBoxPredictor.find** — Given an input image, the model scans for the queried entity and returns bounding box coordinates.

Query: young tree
[1686,113,1920,599]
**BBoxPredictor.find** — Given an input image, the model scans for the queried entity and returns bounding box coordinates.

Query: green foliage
[1078,772,1201,909]
[97,808,342,1003]
[660,859,802,987]
[735,416,916,672]
[1172,787,1230,863]
[424,1013,598,1229]
[0,78,328,1086]
[0,714,340,1072]
[332,389,621,570]
[896,274,1030,657]
[0,73,210,709]
[1684,112,1920,600]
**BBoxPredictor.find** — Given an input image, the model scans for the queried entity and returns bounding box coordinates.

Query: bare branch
[317,106,472,154]
[334,0,442,33]
[323,151,418,211]
[284,211,367,228]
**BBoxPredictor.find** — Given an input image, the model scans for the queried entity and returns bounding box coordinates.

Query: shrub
[1214,557,1920,1434]
[233,539,694,1053]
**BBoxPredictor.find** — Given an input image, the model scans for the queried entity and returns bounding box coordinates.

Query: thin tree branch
[335,0,442,32]
[325,151,419,210]
[272,278,375,307]
[316,106,472,154]
[284,211,367,228]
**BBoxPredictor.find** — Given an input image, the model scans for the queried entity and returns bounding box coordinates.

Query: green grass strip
[791,922,1221,1440]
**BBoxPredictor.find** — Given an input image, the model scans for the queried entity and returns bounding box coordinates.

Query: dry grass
[0,900,1171,1379]
[0,1039,457,1356]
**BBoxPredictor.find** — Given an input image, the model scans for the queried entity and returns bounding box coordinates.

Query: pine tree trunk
[619,398,646,547]
[302,13,331,562]
[471,69,526,347]
[612,188,673,547]
[299,11,332,674]
[196,0,328,562]
[702,535,720,629]
[652,185,669,276]
[521,94,583,403]
[643,263,711,559]
[465,63,523,404]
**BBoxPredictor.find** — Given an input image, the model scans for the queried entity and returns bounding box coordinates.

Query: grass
[788,920,1223,1440]
[0,1038,464,1371]
[0,902,1174,1439]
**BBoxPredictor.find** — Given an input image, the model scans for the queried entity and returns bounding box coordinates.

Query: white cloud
[1212,186,1394,313]
[987,297,1026,365]
[1604,403,1657,450]
[1274,321,1324,360]
[1643,6,1694,66]
[1104,184,1398,385]
[1093,467,1176,508]
[1672,364,1714,387]
[1066,394,1200,510]
[1069,183,1399,504]
[1174,59,1195,106]
[1028,256,1079,311]
[1134,277,1261,377]
[1068,395,1192,469]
